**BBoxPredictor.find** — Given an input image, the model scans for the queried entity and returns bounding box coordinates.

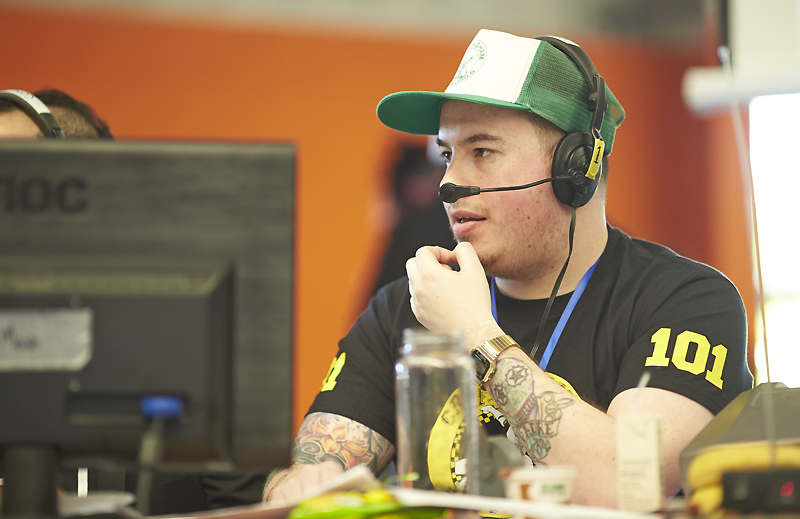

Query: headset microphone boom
[438,177,565,203]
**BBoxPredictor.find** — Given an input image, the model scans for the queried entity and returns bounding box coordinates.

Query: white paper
[617,413,664,512]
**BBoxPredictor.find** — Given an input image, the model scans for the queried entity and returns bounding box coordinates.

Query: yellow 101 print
[320,353,346,392]
[644,328,727,389]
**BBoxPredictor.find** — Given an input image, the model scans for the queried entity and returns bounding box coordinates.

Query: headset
[0,89,65,138]
[536,36,607,208]
[438,37,608,209]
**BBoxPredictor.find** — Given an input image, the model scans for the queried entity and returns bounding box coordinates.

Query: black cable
[529,207,577,361]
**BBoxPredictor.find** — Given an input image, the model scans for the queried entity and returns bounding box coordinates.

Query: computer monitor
[0,140,294,511]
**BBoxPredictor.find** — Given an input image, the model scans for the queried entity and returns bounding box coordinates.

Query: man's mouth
[457,216,485,224]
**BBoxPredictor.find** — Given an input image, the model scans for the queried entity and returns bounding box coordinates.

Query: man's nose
[439,160,466,192]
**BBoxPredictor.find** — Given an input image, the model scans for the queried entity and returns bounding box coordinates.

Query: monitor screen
[0,140,294,473]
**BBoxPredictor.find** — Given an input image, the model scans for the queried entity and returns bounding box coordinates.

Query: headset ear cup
[551,131,600,208]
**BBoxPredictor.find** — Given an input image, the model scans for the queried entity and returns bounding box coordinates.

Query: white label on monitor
[0,309,92,371]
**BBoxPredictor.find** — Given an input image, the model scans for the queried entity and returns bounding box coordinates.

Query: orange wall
[0,6,753,430]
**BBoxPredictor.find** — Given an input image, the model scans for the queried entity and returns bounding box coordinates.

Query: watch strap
[472,334,520,383]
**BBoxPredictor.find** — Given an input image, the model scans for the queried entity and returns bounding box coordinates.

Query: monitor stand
[2,445,59,519]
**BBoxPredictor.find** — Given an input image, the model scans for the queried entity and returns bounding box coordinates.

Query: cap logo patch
[449,40,486,88]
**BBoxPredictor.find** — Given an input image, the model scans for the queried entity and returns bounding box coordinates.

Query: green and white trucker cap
[376,29,625,155]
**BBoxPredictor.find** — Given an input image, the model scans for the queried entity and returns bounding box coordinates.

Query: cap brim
[376,91,528,135]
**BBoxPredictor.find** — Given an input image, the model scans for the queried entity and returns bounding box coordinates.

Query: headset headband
[535,37,607,181]
[0,89,65,138]
[534,37,607,139]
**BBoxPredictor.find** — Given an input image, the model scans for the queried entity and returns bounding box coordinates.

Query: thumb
[453,242,484,275]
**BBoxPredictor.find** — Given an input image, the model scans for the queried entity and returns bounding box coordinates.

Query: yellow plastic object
[288,489,445,519]
[688,484,724,516]
[686,442,800,490]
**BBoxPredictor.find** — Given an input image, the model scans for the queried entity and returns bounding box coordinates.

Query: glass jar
[395,328,479,494]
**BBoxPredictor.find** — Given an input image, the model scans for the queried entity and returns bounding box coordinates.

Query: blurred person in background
[371,140,453,296]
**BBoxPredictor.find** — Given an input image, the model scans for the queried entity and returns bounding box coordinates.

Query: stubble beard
[453,229,564,283]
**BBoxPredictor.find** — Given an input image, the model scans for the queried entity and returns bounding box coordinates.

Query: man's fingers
[405,256,418,280]
[414,246,457,271]
[407,248,450,283]
[426,245,457,265]
[453,242,482,273]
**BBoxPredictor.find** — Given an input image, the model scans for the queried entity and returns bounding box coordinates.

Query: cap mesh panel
[517,43,625,154]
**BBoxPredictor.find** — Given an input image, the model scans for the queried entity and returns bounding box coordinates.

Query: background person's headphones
[0,89,65,138]
[535,37,608,209]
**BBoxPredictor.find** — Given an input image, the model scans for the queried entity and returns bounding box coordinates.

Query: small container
[501,466,576,504]
[394,328,479,494]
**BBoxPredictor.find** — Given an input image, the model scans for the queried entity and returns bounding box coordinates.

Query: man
[264,30,752,507]
[0,88,113,139]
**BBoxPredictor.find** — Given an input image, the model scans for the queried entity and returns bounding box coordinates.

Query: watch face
[472,350,490,380]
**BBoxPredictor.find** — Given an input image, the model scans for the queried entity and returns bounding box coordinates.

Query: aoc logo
[449,40,487,87]
[0,177,87,213]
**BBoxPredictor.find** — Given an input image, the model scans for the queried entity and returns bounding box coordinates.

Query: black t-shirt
[309,226,754,448]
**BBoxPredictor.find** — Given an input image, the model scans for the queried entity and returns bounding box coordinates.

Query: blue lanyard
[490,255,601,371]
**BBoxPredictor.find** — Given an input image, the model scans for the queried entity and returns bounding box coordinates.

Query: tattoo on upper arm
[488,358,574,463]
[291,413,393,473]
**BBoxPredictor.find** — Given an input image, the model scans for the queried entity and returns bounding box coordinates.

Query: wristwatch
[471,334,520,384]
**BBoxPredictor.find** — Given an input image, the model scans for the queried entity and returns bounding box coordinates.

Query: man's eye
[440,150,452,162]
[475,148,493,158]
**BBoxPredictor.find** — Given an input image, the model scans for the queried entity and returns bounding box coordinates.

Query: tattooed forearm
[262,468,290,501]
[488,357,574,462]
[291,412,393,474]
[262,413,394,502]
[516,422,552,461]
[512,392,538,424]
[489,360,534,429]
